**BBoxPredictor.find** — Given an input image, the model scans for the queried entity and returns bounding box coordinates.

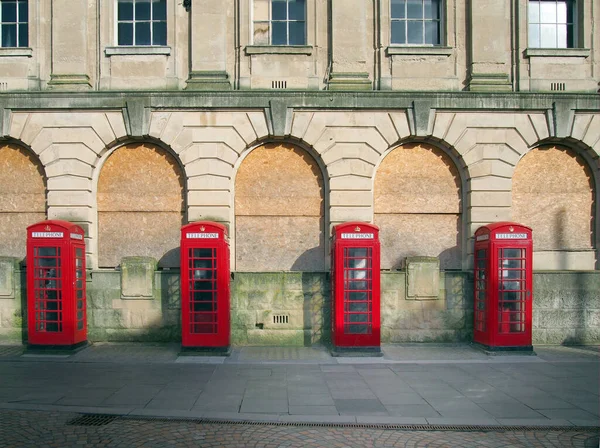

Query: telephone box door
[473,222,533,349]
[27,220,87,347]
[181,222,230,349]
[494,243,532,347]
[332,222,380,349]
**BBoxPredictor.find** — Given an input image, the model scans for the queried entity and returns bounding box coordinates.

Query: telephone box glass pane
[189,248,218,334]
[474,248,487,332]
[33,246,63,333]
[498,248,526,333]
[74,246,86,333]
[343,247,372,335]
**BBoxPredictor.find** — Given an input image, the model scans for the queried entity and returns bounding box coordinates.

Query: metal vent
[67,414,119,426]
[0,82,7,91]
[271,80,287,89]
[273,314,289,324]
[551,82,566,91]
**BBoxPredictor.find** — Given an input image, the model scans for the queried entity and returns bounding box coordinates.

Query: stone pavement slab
[0,343,597,428]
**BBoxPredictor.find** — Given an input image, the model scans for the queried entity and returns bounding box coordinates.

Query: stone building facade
[0,0,598,345]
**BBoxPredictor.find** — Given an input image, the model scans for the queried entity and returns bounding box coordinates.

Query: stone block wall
[381,271,473,343]
[0,258,24,341]
[86,268,181,342]
[533,272,600,344]
[230,272,330,346]
[1,266,599,346]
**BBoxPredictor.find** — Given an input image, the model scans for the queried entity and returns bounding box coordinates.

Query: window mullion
[150,0,153,45]
[132,0,136,45]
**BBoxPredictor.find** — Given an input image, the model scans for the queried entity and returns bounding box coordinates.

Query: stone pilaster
[48,0,92,90]
[328,0,372,90]
[467,0,512,91]
[185,0,231,90]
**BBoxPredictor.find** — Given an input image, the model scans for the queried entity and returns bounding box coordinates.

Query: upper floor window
[528,0,575,48]
[117,0,166,46]
[253,0,306,45]
[0,0,28,48]
[391,0,441,45]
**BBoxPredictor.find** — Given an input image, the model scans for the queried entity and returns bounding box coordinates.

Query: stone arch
[513,145,595,266]
[97,142,185,268]
[234,142,325,271]
[0,142,46,259]
[374,142,462,269]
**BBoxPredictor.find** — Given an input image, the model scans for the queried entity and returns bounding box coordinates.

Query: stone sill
[105,46,171,56]
[386,46,453,56]
[524,48,590,58]
[0,47,33,57]
[245,45,313,55]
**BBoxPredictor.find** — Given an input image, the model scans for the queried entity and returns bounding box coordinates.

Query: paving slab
[0,343,598,428]
[478,402,547,419]
[239,398,289,413]
[288,405,338,415]
[334,398,387,415]
[384,404,441,418]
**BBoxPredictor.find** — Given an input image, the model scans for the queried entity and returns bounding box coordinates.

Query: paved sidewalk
[0,343,598,428]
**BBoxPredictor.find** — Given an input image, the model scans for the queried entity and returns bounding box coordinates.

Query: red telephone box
[26,220,87,348]
[331,222,381,354]
[473,222,533,351]
[180,222,230,352]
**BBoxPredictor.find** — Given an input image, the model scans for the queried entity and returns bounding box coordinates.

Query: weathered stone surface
[236,216,325,272]
[236,143,323,216]
[406,257,440,299]
[374,143,462,270]
[513,146,594,252]
[0,144,46,259]
[98,143,184,268]
[0,257,19,297]
[375,214,461,270]
[235,143,325,272]
[230,272,328,345]
[120,257,157,299]
[375,144,461,214]
[532,272,600,344]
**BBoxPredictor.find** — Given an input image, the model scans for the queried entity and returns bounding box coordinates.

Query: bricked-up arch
[513,146,594,251]
[0,143,46,259]
[374,143,462,269]
[97,143,184,268]
[235,143,325,271]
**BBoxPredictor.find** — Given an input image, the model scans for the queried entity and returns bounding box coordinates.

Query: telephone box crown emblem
[200,226,205,232]
[355,226,361,232]
[509,226,514,232]
[44,225,51,231]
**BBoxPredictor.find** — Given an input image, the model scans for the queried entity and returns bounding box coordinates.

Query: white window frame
[527,0,577,49]
[251,0,307,46]
[0,0,28,48]
[115,0,167,47]
[390,0,443,46]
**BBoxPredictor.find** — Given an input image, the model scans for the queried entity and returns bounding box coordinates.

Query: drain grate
[66,414,599,432]
[120,416,598,433]
[67,414,120,426]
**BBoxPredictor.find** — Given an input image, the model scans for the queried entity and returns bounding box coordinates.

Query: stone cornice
[0,91,598,112]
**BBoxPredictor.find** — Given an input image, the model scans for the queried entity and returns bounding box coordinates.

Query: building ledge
[0,47,33,57]
[105,46,171,56]
[524,48,590,58]
[386,46,453,56]
[245,45,313,55]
